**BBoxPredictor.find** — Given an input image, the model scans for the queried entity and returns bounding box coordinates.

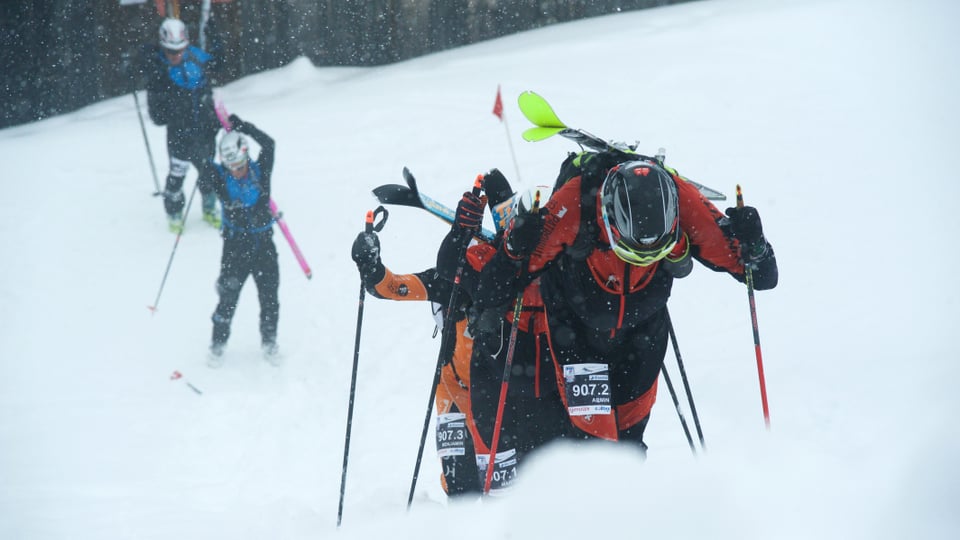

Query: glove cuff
[359,260,386,287]
[662,256,693,278]
[742,238,769,264]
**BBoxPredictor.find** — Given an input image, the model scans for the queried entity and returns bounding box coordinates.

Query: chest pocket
[225,175,261,208]
[168,59,205,90]
[584,249,657,294]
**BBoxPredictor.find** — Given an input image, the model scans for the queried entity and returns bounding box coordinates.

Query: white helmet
[491,185,552,233]
[159,18,189,51]
[219,132,249,169]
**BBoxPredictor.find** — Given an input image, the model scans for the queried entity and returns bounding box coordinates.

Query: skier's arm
[201,17,225,85]
[351,231,454,302]
[367,267,434,301]
[145,51,171,126]
[675,178,778,290]
[722,204,778,290]
[228,114,274,178]
[196,160,218,198]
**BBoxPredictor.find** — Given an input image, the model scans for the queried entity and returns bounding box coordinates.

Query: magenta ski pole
[214,96,312,279]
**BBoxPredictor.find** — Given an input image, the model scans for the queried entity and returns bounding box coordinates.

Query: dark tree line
[0,0,691,129]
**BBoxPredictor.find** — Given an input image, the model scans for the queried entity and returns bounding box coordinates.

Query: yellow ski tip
[522,126,565,142]
[518,91,566,128]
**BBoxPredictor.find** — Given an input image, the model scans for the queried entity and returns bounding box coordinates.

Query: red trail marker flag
[491,85,519,181]
[492,85,504,120]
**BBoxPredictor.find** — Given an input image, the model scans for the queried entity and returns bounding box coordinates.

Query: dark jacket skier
[199,114,279,367]
[472,152,779,450]
[145,17,222,231]
[440,173,571,494]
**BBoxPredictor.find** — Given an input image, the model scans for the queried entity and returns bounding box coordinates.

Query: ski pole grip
[364,206,389,234]
[472,174,484,197]
[736,184,744,209]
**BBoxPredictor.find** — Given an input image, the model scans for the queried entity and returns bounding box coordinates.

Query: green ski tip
[522,126,565,142]
[518,91,566,129]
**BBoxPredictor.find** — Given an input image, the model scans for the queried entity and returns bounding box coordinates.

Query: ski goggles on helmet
[600,200,680,266]
[225,159,248,172]
[599,160,681,266]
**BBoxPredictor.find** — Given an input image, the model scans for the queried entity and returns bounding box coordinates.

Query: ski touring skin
[373,167,497,242]
[517,91,727,201]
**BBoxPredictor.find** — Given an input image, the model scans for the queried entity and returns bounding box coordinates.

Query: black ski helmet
[599,160,680,265]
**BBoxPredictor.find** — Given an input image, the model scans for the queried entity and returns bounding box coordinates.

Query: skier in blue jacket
[198,114,279,367]
[145,18,222,232]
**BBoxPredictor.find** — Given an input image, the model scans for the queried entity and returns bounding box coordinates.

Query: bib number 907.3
[436,412,468,457]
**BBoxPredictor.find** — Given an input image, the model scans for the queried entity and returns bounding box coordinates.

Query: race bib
[563,363,612,416]
[436,412,468,458]
[476,448,518,495]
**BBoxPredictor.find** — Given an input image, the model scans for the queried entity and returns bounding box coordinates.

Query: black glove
[725,206,768,260]
[505,209,545,259]
[351,231,385,284]
[483,169,514,209]
[228,114,247,133]
[454,191,486,231]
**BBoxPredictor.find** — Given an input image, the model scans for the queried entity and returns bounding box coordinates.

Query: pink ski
[214,95,312,279]
[270,198,312,279]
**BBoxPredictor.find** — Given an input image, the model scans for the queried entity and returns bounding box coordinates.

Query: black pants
[163,125,217,216]
[211,232,279,346]
[546,306,669,445]
[469,318,570,462]
[438,402,482,498]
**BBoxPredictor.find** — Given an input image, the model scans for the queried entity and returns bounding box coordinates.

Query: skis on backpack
[214,96,312,279]
[517,91,727,201]
[372,167,497,242]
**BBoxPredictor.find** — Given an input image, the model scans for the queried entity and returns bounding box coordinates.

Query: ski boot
[168,212,184,234]
[207,342,226,369]
[262,340,281,366]
[201,193,221,228]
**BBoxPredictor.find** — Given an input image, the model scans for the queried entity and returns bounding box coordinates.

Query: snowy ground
[1,0,959,538]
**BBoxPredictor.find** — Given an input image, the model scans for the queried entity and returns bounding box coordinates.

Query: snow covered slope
[1,0,958,538]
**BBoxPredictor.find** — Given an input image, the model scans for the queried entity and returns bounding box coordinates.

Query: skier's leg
[613,309,669,453]
[252,237,280,347]
[163,132,192,219]
[163,157,190,217]
[211,242,248,348]
[193,128,221,226]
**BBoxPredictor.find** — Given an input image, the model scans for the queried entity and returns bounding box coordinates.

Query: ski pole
[338,206,388,527]
[483,189,540,494]
[132,91,162,196]
[483,286,524,494]
[147,183,199,314]
[736,185,771,429]
[407,174,483,509]
[659,362,694,453]
[169,370,203,395]
[665,308,705,450]
[199,0,212,51]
